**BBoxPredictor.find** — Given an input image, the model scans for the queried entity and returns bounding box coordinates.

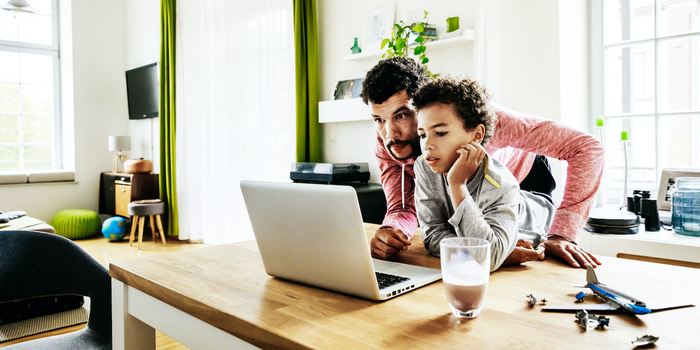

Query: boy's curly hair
[360,56,428,105]
[412,76,495,146]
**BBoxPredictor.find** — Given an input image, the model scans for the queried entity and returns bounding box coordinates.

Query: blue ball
[102,216,128,241]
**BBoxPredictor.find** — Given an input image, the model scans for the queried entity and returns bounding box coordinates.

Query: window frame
[591,0,700,201]
[0,0,63,173]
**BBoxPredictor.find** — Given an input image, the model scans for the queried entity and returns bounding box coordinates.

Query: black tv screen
[125,62,159,119]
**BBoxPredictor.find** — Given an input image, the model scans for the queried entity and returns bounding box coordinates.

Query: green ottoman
[51,209,101,240]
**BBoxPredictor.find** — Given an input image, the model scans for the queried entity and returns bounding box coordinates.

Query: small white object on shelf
[344,28,474,62]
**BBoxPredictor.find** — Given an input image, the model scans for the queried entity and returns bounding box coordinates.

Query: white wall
[476,0,590,203]
[318,0,477,183]
[494,0,566,202]
[0,0,128,222]
[126,0,160,169]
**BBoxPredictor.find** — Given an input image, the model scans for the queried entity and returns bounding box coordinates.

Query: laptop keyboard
[375,272,410,290]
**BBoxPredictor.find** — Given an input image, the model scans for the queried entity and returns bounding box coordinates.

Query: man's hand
[370,226,411,259]
[502,239,545,266]
[544,236,601,268]
[446,142,486,186]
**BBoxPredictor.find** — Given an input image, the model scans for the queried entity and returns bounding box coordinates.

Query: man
[360,57,603,268]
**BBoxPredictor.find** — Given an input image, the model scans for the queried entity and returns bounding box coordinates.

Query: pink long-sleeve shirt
[376,104,604,242]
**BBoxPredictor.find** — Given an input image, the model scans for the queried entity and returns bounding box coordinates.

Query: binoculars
[626,190,660,231]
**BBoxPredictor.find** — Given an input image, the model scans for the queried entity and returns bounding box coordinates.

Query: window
[0,0,61,173]
[595,0,700,206]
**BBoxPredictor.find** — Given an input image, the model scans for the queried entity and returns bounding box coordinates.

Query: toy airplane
[542,265,695,315]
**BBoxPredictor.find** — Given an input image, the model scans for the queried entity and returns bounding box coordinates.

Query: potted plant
[380,11,437,77]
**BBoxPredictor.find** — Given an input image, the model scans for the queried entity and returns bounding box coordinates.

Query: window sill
[0,171,76,185]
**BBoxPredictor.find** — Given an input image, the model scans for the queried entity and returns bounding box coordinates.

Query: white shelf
[319,98,370,123]
[344,29,474,62]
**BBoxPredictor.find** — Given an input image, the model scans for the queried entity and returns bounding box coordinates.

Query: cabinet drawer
[115,184,132,217]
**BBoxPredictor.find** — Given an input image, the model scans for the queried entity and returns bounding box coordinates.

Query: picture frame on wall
[331,77,365,100]
[363,2,395,54]
[657,168,700,210]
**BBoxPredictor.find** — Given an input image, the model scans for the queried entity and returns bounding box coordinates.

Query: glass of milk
[440,237,490,318]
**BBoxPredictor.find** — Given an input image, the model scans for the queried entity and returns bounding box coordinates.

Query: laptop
[240,180,442,301]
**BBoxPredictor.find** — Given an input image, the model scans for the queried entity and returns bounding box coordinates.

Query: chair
[0,230,111,349]
[128,200,166,250]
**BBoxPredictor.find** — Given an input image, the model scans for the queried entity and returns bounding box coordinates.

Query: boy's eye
[418,133,426,139]
[374,118,384,123]
[436,132,447,137]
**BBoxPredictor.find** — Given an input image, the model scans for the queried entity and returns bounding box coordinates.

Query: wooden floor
[0,233,207,349]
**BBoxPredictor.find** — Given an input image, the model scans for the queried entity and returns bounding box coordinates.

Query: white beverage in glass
[440,238,490,318]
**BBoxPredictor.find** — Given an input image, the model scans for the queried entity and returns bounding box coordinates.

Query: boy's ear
[474,124,485,143]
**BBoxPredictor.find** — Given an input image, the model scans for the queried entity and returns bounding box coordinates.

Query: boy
[414,76,556,272]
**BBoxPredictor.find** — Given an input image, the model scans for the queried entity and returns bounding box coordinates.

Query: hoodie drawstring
[401,163,405,208]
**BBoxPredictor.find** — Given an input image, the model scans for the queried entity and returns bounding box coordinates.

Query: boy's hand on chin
[447,141,486,186]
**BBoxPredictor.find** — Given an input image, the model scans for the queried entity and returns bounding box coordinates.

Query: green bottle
[350,37,361,54]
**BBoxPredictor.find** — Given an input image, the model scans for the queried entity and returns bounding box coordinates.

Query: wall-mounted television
[125,62,159,120]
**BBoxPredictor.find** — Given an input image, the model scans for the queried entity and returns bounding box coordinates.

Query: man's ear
[474,124,485,143]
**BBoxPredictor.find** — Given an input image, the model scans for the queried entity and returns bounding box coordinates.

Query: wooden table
[110,223,700,349]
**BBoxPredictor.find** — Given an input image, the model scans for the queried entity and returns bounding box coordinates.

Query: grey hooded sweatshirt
[415,153,556,272]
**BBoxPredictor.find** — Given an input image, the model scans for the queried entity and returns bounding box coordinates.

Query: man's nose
[385,121,400,140]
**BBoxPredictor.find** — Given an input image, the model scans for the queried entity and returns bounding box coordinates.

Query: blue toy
[102,216,128,242]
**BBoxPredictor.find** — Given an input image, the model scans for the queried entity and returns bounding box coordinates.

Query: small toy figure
[527,294,537,307]
[540,298,547,305]
[595,316,610,330]
[632,335,659,346]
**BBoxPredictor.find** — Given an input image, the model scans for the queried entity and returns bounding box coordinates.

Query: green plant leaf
[381,38,390,50]
[413,23,424,32]
[422,57,429,64]
[424,10,429,18]
[414,46,426,55]
[396,39,404,54]
[415,35,424,43]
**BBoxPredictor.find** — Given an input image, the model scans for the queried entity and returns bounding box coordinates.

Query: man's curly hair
[412,76,495,146]
[360,57,428,105]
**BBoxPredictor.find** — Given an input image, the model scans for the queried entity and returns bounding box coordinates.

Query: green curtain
[159,0,178,236]
[294,0,322,162]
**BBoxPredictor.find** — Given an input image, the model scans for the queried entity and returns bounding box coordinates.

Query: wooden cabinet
[99,172,159,217]
[115,184,132,216]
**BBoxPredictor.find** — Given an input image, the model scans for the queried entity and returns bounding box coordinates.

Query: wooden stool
[127,200,166,250]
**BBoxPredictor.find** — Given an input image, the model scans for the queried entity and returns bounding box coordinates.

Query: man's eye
[436,132,447,137]
[396,113,404,119]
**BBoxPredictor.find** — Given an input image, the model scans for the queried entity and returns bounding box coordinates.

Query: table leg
[112,279,155,350]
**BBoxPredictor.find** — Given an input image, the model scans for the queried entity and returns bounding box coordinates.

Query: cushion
[51,210,101,240]
[0,216,56,234]
[127,201,165,216]
[0,295,84,325]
